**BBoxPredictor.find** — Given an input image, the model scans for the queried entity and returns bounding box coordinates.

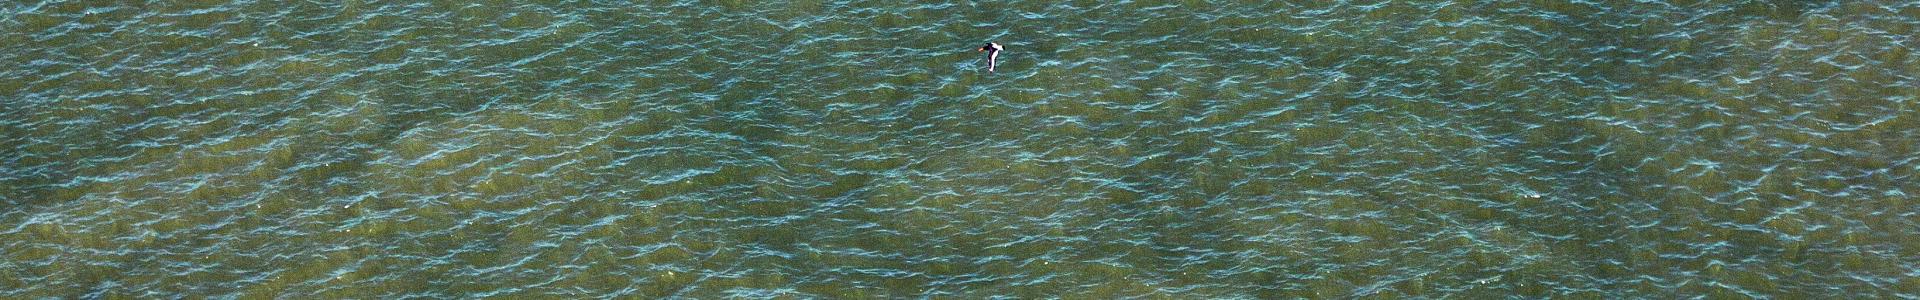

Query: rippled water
[4,0,1918,298]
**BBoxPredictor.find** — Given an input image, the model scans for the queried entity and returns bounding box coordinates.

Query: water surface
[3,0,1918,298]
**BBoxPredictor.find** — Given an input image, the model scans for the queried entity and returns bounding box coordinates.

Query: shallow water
[3,0,1918,298]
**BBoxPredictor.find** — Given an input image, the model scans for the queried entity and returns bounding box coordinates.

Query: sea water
[3,1,1917,298]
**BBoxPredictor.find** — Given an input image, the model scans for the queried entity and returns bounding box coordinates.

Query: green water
[3,1,1917,298]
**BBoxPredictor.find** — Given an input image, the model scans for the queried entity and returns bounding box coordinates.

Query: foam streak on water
[3,0,1918,298]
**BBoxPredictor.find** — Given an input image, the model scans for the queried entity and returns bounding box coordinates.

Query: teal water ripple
[2,0,1917,298]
